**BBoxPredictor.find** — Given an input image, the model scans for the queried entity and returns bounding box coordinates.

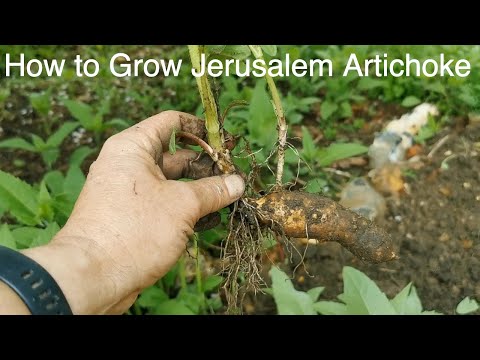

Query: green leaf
[270,266,316,315]
[248,80,276,149]
[30,222,60,247]
[51,194,74,225]
[69,146,96,167]
[0,224,17,250]
[63,166,85,203]
[203,275,224,293]
[421,310,443,315]
[339,101,353,118]
[0,170,39,225]
[305,178,327,193]
[63,99,95,129]
[426,82,446,96]
[31,134,46,150]
[0,88,10,104]
[169,128,177,155]
[205,45,227,55]
[220,45,252,60]
[0,137,36,152]
[37,180,54,221]
[390,283,423,315]
[105,118,132,131]
[313,301,349,315]
[261,45,277,56]
[0,201,6,217]
[357,77,385,90]
[248,45,262,59]
[340,266,396,315]
[307,287,325,302]
[301,126,316,162]
[456,297,479,315]
[46,122,79,147]
[318,143,368,167]
[320,100,338,120]
[41,148,60,168]
[29,91,51,116]
[138,286,169,308]
[11,227,43,248]
[43,171,65,196]
[177,288,204,314]
[153,299,195,315]
[401,96,421,107]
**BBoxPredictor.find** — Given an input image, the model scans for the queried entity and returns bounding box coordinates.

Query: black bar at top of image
[0,16,477,44]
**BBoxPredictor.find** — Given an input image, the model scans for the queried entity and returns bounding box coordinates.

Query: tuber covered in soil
[250,191,397,263]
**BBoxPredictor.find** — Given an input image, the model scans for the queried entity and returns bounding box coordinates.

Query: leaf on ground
[401,96,421,107]
[46,122,79,147]
[203,275,224,293]
[390,282,423,314]
[248,80,276,149]
[340,266,397,315]
[456,297,479,315]
[301,126,316,161]
[0,224,17,250]
[313,301,349,315]
[270,266,316,315]
[0,138,36,152]
[63,99,95,128]
[318,143,368,167]
[69,146,96,167]
[63,166,85,203]
[221,45,252,60]
[138,286,169,308]
[154,299,195,315]
[320,100,338,120]
[11,227,43,249]
[307,287,325,302]
[30,222,60,247]
[0,170,39,226]
[261,45,277,56]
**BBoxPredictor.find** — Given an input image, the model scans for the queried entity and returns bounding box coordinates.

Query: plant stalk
[188,45,223,153]
[249,45,287,187]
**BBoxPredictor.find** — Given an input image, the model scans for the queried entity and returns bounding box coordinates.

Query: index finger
[100,111,207,162]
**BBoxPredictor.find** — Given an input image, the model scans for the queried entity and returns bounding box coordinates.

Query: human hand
[21,111,245,315]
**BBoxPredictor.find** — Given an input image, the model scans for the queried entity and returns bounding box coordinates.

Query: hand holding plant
[21,111,244,314]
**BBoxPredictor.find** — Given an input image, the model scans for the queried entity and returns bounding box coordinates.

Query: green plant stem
[178,255,187,289]
[193,233,203,295]
[188,45,223,153]
[249,45,287,187]
[193,233,207,314]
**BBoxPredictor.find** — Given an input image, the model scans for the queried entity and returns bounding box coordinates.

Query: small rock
[394,215,402,223]
[439,233,450,242]
[438,186,452,197]
[463,182,472,189]
[476,195,480,201]
[462,239,474,249]
[444,150,453,156]
[406,233,414,240]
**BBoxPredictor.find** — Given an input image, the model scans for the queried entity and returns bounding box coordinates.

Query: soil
[251,121,480,314]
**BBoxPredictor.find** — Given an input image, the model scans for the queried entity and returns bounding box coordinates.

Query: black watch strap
[0,245,73,315]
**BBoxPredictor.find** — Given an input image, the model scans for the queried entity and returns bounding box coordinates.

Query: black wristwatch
[0,245,73,315]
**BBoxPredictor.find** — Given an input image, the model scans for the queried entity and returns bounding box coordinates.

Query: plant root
[249,191,397,264]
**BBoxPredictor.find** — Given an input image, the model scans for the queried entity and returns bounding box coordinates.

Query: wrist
[20,238,115,315]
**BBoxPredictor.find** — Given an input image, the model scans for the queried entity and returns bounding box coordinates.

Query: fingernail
[224,174,245,199]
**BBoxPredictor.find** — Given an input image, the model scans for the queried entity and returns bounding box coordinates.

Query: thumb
[184,174,245,219]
